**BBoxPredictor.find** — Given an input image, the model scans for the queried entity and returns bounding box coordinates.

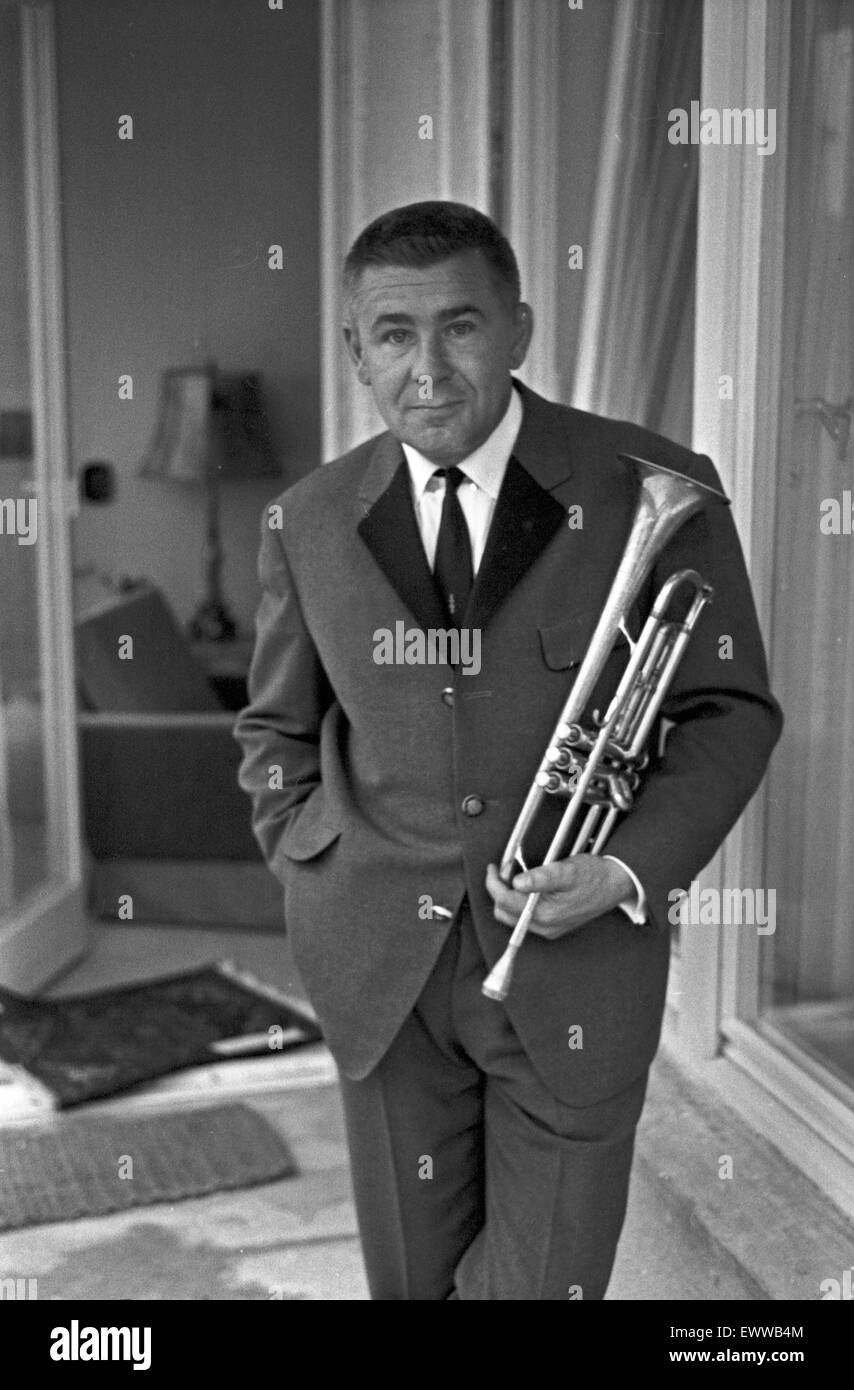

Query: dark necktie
[432,466,473,625]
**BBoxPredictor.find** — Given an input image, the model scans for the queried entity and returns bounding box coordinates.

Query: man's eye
[383,330,410,345]
[448,322,475,337]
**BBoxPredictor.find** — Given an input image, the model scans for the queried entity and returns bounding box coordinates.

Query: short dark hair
[343,201,521,306]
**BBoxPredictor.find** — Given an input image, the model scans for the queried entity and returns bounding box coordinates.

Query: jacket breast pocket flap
[538,614,630,673]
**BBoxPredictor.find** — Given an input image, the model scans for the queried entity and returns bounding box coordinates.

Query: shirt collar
[402,384,523,501]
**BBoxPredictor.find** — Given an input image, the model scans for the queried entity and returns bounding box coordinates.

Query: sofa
[75,582,281,929]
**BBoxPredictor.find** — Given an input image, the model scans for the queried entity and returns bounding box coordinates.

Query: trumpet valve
[555,721,587,746]
[536,766,582,795]
[545,743,574,769]
[536,769,565,793]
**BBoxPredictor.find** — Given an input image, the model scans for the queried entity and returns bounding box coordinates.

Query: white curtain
[572,0,701,447]
[320,0,493,461]
[763,0,854,1004]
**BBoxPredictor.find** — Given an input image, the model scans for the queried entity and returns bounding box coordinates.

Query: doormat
[0,1102,296,1231]
[0,961,323,1107]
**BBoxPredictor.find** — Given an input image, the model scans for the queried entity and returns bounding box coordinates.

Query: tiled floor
[0,1081,369,1300]
[46,922,306,1002]
[0,1063,764,1301]
[1,923,369,1299]
[2,924,832,1299]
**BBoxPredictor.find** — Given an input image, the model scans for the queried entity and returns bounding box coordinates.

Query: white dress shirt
[401,386,647,925]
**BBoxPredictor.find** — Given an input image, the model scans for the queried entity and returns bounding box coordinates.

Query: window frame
[676,0,854,1222]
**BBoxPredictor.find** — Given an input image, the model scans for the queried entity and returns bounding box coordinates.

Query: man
[234,201,782,1300]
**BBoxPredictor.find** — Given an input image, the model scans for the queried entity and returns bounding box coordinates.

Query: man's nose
[412,334,452,383]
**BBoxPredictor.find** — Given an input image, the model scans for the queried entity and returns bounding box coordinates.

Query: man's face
[343,251,533,465]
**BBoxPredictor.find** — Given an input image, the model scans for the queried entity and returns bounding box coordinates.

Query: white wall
[55,0,321,634]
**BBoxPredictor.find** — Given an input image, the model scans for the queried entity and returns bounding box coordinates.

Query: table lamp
[139,363,278,641]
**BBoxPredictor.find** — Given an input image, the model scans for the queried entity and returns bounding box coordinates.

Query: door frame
[0,0,88,990]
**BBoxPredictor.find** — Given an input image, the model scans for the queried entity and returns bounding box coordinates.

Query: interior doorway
[0,0,87,993]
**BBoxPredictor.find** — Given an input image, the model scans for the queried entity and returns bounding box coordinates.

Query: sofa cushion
[75,584,223,713]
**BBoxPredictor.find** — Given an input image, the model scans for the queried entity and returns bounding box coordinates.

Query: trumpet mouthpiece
[482,952,515,1002]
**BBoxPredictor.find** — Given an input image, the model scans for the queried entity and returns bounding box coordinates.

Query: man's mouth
[408,401,463,413]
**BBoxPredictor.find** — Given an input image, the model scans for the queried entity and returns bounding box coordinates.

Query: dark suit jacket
[234,382,782,1105]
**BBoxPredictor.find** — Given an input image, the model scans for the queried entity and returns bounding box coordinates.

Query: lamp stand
[188,469,237,642]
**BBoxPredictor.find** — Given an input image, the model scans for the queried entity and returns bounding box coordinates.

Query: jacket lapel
[355,382,576,634]
[356,439,450,632]
[465,382,575,631]
[465,455,567,632]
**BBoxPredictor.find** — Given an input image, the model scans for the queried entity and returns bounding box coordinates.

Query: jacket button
[441,687,455,708]
[461,794,485,817]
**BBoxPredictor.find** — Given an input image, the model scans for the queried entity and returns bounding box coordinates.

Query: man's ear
[342,323,372,385]
[508,301,534,370]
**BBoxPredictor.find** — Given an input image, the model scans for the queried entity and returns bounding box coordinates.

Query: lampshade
[138,364,278,484]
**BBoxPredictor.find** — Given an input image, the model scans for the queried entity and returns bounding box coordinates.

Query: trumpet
[482,453,728,1003]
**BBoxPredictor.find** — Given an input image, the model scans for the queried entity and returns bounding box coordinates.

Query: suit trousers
[337,901,649,1300]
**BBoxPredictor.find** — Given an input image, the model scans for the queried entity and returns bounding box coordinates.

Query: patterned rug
[0,961,322,1106]
[0,1102,296,1231]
